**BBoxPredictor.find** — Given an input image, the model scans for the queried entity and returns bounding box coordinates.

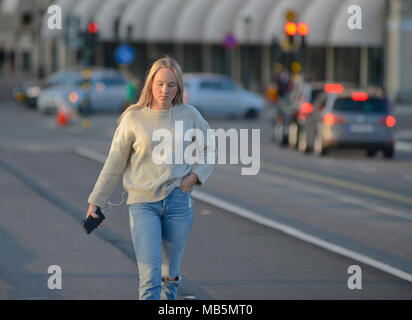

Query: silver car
[183,73,264,118]
[298,89,396,158]
[37,69,126,114]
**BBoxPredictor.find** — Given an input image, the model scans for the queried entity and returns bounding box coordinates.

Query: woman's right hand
[86,203,103,228]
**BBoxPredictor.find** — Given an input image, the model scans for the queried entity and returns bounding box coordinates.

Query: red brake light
[323,113,335,125]
[300,102,313,114]
[324,83,344,94]
[297,102,314,120]
[323,113,344,125]
[386,115,396,127]
[379,115,396,127]
[352,92,368,101]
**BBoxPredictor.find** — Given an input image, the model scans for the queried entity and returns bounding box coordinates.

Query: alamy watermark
[47,265,62,290]
[347,5,362,30]
[47,5,62,30]
[151,121,260,175]
[347,265,362,290]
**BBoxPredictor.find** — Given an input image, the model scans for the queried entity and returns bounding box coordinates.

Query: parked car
[297,87,395,158]
[183,73,264,119]
[12,70,80,108]
[37,69,127,114]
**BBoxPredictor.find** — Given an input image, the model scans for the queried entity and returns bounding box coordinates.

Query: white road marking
[192,190,412,283]
[396,130,412,140]
[256,172,412,222]
[396,141,412,152]
[75,147,412,283]
[75,146,107,163]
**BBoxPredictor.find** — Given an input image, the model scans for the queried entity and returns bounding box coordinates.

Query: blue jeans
[128,187,194,300]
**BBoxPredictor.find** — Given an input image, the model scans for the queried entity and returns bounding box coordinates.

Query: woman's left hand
[180,173,198,193]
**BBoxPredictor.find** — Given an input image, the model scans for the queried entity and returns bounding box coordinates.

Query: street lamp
[243,15,252,89]
[297,22,309,70]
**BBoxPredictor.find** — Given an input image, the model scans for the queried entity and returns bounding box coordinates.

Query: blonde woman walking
[85,57,215,300]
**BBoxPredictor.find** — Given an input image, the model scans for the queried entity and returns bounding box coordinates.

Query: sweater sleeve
[190,111,216,186]
[88,113,135,208]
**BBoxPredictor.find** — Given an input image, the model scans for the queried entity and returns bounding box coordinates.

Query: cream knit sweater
[88,103,215,208]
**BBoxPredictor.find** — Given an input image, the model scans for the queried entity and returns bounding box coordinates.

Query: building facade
[0,0,411,102]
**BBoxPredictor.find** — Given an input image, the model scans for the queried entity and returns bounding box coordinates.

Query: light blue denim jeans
[128,186,194,300]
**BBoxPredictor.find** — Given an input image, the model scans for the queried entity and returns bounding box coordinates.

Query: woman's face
[151,67,178,109]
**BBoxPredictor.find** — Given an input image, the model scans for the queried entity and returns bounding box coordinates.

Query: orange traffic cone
[56,106,70,127]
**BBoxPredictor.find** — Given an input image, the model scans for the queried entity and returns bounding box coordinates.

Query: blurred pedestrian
[85,57,215,300]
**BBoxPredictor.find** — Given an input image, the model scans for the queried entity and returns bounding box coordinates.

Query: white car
[183,73,264,118]
[37,69,126,114]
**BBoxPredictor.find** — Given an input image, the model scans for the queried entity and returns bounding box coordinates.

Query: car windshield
[47,72,67,85]
[332,97,388,113]
[52,72,83,86]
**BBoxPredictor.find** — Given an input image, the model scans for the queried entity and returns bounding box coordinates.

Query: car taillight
[301,102,313,114]
[352,92,368,101]
[323,113,345,125]
[378,115,396,127]
[297,102,314,120]
[324,83,344,94]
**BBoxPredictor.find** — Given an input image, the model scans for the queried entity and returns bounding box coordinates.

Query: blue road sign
[114,44,136,65]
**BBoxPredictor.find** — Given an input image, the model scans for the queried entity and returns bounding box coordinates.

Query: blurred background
[1,0,412,300]
[1,0,412,100]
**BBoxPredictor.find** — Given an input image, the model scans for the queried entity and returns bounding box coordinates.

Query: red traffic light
[88,22,98,34]
[297,22,309,36]
[284,22,297,36]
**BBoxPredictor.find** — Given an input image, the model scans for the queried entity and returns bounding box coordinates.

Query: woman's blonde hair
[117,57,184,125]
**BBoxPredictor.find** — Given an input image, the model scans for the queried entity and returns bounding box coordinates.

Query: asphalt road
[1,85,412,299]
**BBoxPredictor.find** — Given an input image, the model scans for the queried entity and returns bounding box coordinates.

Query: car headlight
[68,91,79,104]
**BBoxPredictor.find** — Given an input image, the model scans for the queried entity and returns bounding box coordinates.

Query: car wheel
[383,146,394,159]
[298,131,310,154]
[313,133,327,156]
[366,150,377,158]
[245,109,258,119]
[288,123,299,148]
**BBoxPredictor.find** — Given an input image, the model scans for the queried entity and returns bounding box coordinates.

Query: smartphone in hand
[81,207,105,234]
